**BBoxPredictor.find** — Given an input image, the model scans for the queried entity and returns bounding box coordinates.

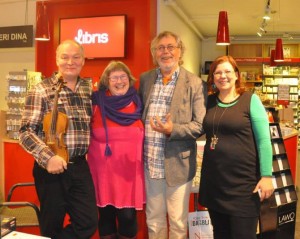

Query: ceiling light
[274,38,284,62]
[283,32,294,40]
[259,27,265,32]
[263,0,271,20]
[270,49,276,67]
[263,8,271,20]
[216,11,230,45]
[35,1,50,41]
[257,32,262,37]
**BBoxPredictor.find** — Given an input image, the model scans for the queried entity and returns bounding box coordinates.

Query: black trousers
[208,209,258,239]
[98,205,137,237]
[33,158,98,239]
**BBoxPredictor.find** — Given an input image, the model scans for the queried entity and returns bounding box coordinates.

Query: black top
[199,91,260,217]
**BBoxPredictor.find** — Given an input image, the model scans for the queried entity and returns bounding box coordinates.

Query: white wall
[157,0,202,76]
[0,0,36,111]
[201,39,227,74]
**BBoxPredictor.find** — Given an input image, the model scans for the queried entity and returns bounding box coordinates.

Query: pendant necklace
[211,106,228,150]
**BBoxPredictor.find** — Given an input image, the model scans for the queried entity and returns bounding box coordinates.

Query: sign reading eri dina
[0,25,33,48]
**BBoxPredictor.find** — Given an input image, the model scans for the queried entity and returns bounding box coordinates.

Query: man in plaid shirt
[139,31,207,239]
[19,40,97,239]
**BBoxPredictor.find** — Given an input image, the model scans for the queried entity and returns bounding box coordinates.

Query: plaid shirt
[144,68,179,178]
[19,74,92,168]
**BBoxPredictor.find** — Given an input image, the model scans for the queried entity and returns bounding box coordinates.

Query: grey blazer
[139,67,207,186]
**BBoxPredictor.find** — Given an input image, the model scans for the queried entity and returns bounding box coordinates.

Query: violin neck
[50,95,59,135]
[50,80,64,135]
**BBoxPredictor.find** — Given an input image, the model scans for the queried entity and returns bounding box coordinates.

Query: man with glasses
[139,31,207,239]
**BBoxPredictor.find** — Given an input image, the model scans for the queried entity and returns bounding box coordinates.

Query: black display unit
[258,122,297,239]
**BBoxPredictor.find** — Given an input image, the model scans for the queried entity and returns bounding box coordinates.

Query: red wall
[35,0,157,86]
[4,1,156,237]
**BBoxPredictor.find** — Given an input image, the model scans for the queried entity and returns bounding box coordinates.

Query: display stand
[5,71,41,140]
[258,122,297,239]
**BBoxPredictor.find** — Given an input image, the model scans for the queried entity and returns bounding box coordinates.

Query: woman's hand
[253,176,274,201]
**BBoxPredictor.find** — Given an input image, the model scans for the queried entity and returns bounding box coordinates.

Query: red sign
[60,15,126,59]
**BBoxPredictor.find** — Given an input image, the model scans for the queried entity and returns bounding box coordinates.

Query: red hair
[207,55,245,95]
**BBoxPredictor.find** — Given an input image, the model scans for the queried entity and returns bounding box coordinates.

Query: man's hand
[46,155,68,174]
[150,113,173,135]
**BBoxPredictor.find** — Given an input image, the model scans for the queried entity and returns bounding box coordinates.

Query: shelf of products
[5,71,42,140]
[229,43,300,148]
[237,63,300,148]
[261,65,299,144]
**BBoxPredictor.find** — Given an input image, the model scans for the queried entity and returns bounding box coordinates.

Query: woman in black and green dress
[199,55,274,239]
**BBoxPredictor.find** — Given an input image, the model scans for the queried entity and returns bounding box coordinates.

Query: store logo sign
[0,25,33,48]
[75,29,109,44]
[60,15,126,58]
[278,211,295,226]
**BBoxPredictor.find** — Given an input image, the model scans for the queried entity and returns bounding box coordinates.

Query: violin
[43,75,69,163]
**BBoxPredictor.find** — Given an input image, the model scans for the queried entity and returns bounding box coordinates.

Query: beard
[159,61,177,73]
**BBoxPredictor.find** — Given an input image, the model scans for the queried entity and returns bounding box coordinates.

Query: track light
[256,2,271,37]
[263,7,271,20]
[263,0,271,20]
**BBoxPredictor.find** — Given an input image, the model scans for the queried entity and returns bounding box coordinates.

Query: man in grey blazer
[139,31,207,239]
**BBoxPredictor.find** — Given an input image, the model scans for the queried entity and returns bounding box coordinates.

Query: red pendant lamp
[216,11,230,45]
[274,38,284,62]
[270,49,276,67]
[35,1,50,41]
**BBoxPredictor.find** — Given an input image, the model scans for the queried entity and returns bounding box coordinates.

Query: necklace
[211,106,228,150]
[217,94,239,104]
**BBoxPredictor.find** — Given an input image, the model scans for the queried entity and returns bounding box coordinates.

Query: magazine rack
[258,122,297,239]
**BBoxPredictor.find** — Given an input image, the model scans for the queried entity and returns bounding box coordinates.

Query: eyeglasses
[155,45,179,53]
[109,74,128,82]
[213,70,235,77]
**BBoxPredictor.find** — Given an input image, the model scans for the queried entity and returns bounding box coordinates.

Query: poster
[188,210,213,239]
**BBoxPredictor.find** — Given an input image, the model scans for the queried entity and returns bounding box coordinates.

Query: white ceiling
[164,0,300,42]
[2,0,299,42]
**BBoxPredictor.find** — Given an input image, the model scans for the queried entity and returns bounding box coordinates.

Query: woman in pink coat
[87,61,145,239]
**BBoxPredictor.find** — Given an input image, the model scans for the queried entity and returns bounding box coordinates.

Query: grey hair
[150,31,185,66]
[56,39,85,60]
[98,61,136,90]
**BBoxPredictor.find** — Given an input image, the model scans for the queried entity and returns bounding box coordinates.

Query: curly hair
[98,61,136,90]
